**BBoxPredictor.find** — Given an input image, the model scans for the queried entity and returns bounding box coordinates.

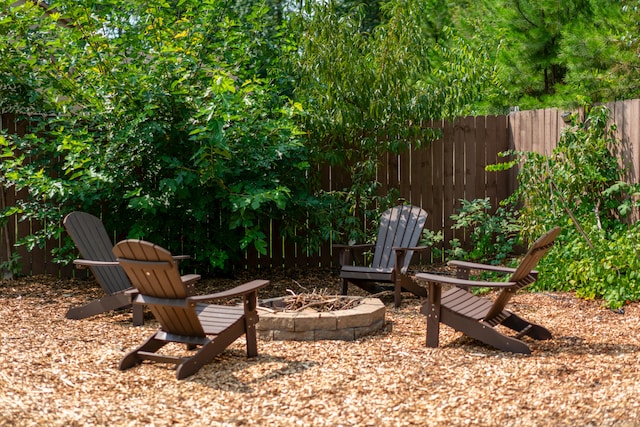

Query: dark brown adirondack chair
[335,204,429,307]
[63,211,145,325]
[113,239,269,380]
[415,226,561,354]
[64,211,190,325]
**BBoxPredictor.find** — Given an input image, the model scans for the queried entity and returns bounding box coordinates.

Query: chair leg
[502,313,552,340]
[66,293,131,320]
[395,274,428,307]
[120,334,167,370]
[132,304,144,326]
[471,323,531,354]
[176,340,216,380]
[341,278,348,295]
[426,308,440,348]
[176,324,245,379]
[244,292,259,357]
[245,322,258,358]
[422,282,441,348]
[442,311,532,354]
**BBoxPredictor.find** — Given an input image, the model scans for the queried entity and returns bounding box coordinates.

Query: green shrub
[447,198,521,265]
[514,105,640,308]
[533,224,640,309]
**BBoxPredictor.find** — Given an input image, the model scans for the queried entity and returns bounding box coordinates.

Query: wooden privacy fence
[2,99,640,277]
[510,100,640,183]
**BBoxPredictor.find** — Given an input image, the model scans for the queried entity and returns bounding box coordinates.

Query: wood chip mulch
[1,267,640,426]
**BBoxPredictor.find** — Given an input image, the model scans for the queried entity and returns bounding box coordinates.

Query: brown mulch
[1,267,640,426]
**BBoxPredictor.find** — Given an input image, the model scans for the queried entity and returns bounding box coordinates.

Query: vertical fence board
[0,114,10,273]
[518,109,534,153]
[413,120,436,263]
[531,109,544,155]
[477,115,490,200]
[618,100,639,182]
[543,108,555,156]
[270,219,285,268]
[494,115,510,204]
[399,148,412,204]
[484,114,499,206]
[443,122,456,247]
[431,121,445,246]
[451,117,466,244]
[469,116,482,203]
[628,100,640,184]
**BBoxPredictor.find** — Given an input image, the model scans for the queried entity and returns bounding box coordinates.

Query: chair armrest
[448,260,539,280]
[333,243,375,266]
[73,259,119,268]
[78,256,188,266]
[394,246,430,274]
[448,260,519,274]
[181,274,201,287]
[415,272,517,289]
[188,279,270,302]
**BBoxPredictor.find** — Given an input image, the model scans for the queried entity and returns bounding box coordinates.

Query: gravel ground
[1,268,639,426]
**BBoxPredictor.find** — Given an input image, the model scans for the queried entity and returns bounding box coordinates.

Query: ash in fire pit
[257,290,387,341]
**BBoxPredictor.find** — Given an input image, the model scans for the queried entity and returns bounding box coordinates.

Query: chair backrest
[113,239,205,336]
[508,226,561,285]
[484,226,561,322]
[371,205,428,271]
[63,211,131,295]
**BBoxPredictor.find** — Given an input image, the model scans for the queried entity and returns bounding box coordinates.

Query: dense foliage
[291,0,495,241]
[0,0,494,274]
[446,198,520,266]
[511,106,640,308]
[0,0,312,272]
[457,0,640,112]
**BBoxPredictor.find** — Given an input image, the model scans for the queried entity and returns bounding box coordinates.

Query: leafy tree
[460,0,640,111]
[477,0,593,110]
[560,0,640,103]
[290,0,496,242]
[0,0,314,273]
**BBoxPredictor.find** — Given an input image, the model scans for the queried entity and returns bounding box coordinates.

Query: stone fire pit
[256,296,386,341]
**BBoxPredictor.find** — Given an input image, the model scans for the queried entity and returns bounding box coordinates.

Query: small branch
[550,182,594,250]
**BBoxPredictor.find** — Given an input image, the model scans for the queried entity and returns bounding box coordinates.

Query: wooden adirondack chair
[63,211,145,325]
[335,204,429,307]
[113,239,269,380]
[415,226,561,354]
[63,211,190,325]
